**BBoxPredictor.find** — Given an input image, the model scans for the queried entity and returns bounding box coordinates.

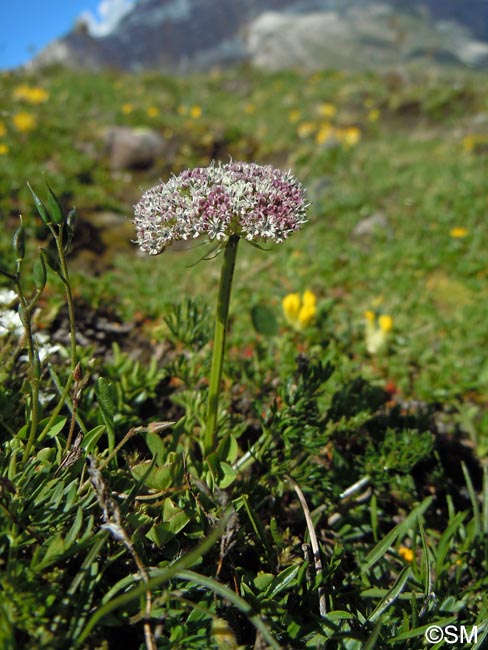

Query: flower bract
[134,160,308,254]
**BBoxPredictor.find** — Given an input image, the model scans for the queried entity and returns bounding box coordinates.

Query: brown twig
[286,475,327,617]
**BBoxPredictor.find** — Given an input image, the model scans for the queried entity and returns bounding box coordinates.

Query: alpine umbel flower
[134,160,308,254]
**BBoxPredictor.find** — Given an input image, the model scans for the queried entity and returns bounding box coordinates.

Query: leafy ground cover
[0,64,487,649]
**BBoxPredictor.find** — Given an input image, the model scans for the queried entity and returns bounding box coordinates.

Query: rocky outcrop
[246,3,488,71]
[26,0,488,73]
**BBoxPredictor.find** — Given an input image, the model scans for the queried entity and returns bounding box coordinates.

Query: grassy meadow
[0,63,487,648]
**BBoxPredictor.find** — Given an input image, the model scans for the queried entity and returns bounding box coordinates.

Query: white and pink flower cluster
[134,161,308,254]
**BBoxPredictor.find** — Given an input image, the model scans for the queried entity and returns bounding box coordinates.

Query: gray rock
[103,126,165,170]
[352,212,389,237]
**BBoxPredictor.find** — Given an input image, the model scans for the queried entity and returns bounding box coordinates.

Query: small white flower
[0,309,23,338]
[0,289,17,307]
[34,332,61,362]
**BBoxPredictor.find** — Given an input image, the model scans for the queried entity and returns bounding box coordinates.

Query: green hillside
[0,64,487,649]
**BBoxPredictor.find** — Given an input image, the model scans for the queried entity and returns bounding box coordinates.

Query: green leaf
[28,182,51,225]
[46,182,64,225]
[95,377,116,452]
[13,223,26,261]
[217,433,239,464]
[131,459,181,490]
[264,565,300,598]
[367,566,411,623]
[253,573,275,591]
[33,255,47,291]
[32,533,66,572]
[269,517,284,548]
[144,431,167,465]
[63,207,78,253]
[65,508,84,547]
[82,425,106,454]
[250,303,278,336]
[38,415,67,439]
[217,461,237,488]
[391,617,457,642]
[146,499,191,546]
[41,241,61,274]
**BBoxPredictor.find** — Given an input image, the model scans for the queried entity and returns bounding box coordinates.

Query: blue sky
[0,0,135,70]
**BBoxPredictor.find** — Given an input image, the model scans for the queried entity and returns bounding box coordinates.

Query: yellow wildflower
[318,102,337,118]
[296,122,315,139]
[398,545,414,563]
[244,103,255,114]
[0,143,9,155]
[147,106,159,118]
[0,121,6,137]
[315,123,333,145]
[283,293,301,321]
[462,134,475,152]
[367,108,380,122]
[364,310,393,354]
[450,227,468,238]
[13,84,49,103]
[190,104,202,118]
[288,109,301,123]
[12,111,36,133]
[283,290,317,330]
[121,103,133,114]
[339,126,361,147]
[378,314,393,333]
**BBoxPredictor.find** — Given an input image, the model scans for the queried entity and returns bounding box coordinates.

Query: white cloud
[80,0,135,37]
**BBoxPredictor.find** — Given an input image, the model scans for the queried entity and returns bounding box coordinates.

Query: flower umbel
[134,160,308,254]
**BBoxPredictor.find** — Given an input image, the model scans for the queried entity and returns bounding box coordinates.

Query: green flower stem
[54,225,77,369]
[204,234,239,454]
[39,225,79,446]
[19,291,41,463]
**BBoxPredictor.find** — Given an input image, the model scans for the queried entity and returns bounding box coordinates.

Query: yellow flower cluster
[364,310,393,354]
[282,290,317,330]
[398,545,414,563]
[462,133,488,153]
[319,125,362,146]
[12,111,37,133]
[13,84,49,104]
[177,104,203,118]
[0,121,7,155]
[450,227,468,239]
[318,102,337,118]
[297,121,361,147]
[288,109,301,124]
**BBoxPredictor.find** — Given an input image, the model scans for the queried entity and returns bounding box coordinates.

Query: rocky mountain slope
[28,0,488,73]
